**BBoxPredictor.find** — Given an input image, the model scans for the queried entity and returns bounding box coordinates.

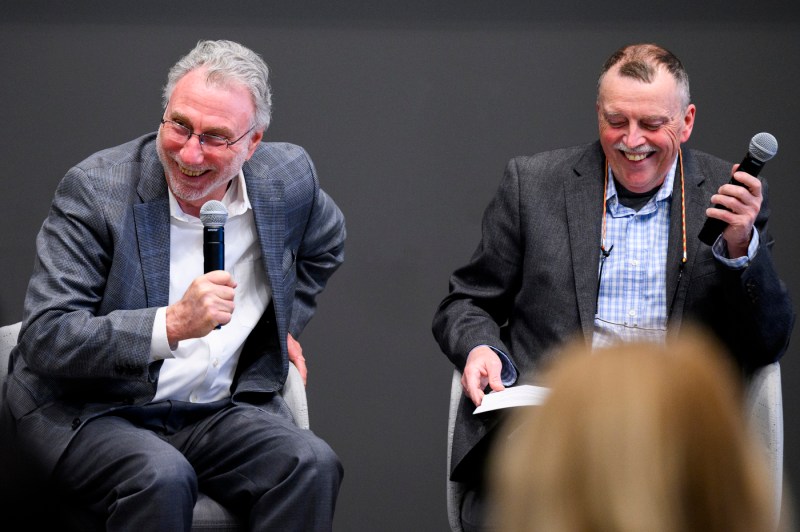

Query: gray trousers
[52,398,343,531]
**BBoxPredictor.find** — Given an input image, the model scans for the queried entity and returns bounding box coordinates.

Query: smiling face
[597,65,695,193]
[157,67,263,217]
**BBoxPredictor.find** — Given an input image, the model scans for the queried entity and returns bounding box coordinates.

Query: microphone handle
[203,227,225,330]
[203,227,225,273]
[697,155,765,246]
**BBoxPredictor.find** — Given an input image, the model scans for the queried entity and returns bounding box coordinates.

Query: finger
[708,195,759,223]
[487,372,506,393]
[708,194,741,215]
[711,183,761,213]
[205,269,238,288]
[287,334,308,385]
[466,385,485,407]
[215,310,234,327]
[718,183,758,206]
[293,357,308,385]
[462,369,487,406]
[215,286,237,303]
[731,170,760,187]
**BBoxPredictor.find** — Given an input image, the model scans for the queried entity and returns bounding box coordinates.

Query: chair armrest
[447,369,465,532]
[745,361,783,523]
[282,363,309,430]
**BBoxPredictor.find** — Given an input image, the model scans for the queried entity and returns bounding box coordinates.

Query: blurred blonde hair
[489,330,776,532]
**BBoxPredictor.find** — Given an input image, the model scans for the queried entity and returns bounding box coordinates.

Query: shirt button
[630,259,639,267]
[212,358,220,368]
[628,309,637,317]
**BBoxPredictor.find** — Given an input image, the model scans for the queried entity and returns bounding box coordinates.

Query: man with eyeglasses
[432,43,794,532]
[3,40,345,530]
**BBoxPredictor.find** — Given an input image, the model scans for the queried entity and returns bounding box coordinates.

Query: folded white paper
[473,385,550,414]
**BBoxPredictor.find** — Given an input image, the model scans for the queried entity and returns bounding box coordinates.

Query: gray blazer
[4,133,346,475]
[433,141,794,481]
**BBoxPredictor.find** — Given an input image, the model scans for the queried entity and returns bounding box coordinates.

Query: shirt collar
[606,157,678,206]
[168,169,252,222]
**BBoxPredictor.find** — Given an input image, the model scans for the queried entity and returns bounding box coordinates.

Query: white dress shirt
[150,171,271,402]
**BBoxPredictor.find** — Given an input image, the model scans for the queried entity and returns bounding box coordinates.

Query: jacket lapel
[245,168,286,331]
[666,148,713,322]
[566,144,605,340]
[134,150,171,308]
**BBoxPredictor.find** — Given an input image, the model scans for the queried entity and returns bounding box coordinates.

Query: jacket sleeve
[707,177,794,371]
[18,163,156,383]
[432,158,524,370]
[287,153,346,337]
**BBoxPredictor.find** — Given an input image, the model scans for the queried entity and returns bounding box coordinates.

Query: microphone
[199,200,228,273]
[698,132,778,246]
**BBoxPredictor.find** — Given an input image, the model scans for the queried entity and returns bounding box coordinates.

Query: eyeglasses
[160,119,254,151]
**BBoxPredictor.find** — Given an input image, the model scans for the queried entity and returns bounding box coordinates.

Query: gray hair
[162,40,272,131]
[598,43,691,110]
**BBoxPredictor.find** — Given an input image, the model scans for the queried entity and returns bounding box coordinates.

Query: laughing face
[597,65,695,193]
[157,67,263,217]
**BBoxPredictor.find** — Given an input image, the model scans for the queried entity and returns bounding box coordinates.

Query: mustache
[613,142,656,155]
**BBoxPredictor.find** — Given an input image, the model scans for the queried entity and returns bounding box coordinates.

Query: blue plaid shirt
[592,161,676,348]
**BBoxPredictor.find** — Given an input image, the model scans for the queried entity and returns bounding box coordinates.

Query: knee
[105,451,197,529]
[295,435,343,484]
[134,449,197,499]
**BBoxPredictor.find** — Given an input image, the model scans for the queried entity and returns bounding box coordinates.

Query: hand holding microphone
[166,201,233,344]
[698,132,778,247]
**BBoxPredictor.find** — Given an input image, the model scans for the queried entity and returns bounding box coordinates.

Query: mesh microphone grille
[749,132,778,162]
[199,200,228,227]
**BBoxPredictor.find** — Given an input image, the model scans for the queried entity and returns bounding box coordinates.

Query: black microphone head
[749,132,778,162]
[199,200,228,228]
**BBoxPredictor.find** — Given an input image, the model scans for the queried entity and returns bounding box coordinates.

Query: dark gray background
[2,2,798,530]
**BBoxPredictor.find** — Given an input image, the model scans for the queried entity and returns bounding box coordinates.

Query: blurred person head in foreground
[489,331,784,532]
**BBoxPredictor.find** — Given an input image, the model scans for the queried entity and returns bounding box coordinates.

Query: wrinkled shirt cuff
[712,227,759,269]
[150,307,177,361]
[478,345,518,386]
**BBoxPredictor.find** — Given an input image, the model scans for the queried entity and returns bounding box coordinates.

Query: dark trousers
[51,398,343,531]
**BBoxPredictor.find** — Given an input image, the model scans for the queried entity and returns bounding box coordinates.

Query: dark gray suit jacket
[5,133,346,475]
[433,141,794,481]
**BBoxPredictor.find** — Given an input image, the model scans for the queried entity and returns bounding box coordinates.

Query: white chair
[446,362,784,531]
[0,321,309,531]
[746,361,785,522]
[446,369,468,532]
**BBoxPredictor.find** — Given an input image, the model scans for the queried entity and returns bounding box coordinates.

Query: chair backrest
[0,322,22,412]
[446,362,784,532]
